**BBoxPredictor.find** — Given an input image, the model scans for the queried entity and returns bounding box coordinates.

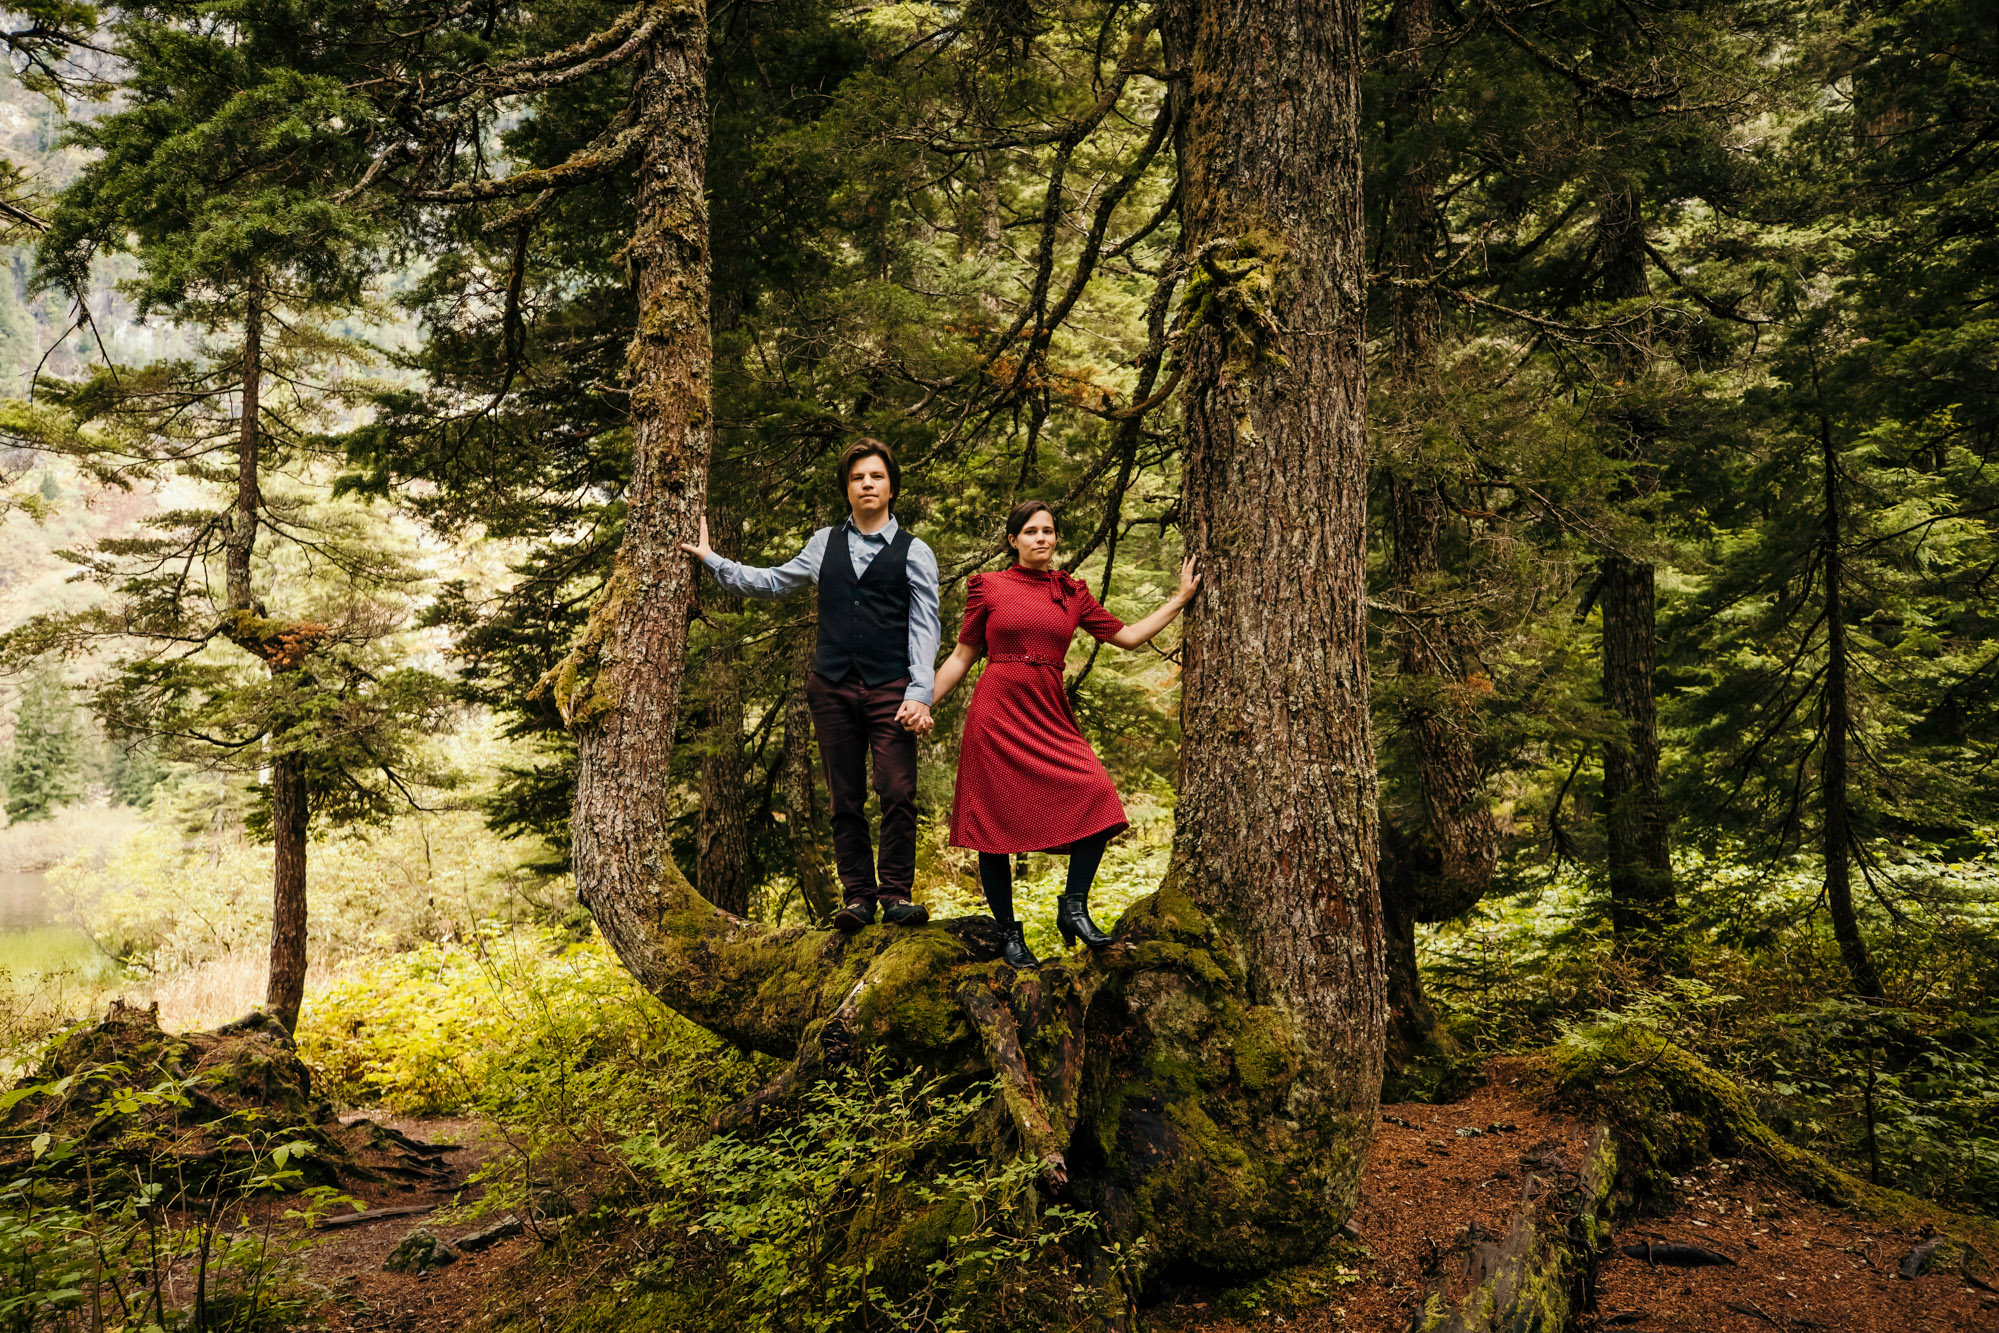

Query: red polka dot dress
[949,565,1130,854]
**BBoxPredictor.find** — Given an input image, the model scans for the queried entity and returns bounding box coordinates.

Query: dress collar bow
[1011,564,1084,606]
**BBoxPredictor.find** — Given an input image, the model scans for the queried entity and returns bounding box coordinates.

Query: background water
[0,868,52,931]
[0,867,104,984]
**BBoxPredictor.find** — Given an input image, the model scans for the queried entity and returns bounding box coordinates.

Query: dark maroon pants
[805,671,918,904]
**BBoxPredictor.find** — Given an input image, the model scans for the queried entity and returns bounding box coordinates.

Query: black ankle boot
[997,920,1041,970]
[1056,895,1113,949]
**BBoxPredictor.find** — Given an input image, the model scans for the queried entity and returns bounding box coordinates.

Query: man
[681,440,938,932]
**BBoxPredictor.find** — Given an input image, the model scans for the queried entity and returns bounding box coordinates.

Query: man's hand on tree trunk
[678,514,713,562]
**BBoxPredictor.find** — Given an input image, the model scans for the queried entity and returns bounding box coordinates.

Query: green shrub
[299,924,759,1124]
[620,1063,1131,1333]
[0,1072,349,1332]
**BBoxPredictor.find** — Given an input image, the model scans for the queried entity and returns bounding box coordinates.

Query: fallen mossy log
[1530,1027,1999,1254]
[1409,1126,1620,1333]
[1,1000,453,1191]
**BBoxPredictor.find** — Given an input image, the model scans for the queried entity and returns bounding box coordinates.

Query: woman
[931,500,1200,969]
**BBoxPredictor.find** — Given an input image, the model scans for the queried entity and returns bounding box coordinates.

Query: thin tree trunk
[1601,554,1676,944]
[1820,416,1883,998]
[226,275,311,1032]
[1595,182,1678,956]
[1374,0,1496,1088]
[1169,0,1384,1210]
[781,624,837,926]
[695,503,754,916]
[265,748,309,1032]
[228,277,262,614]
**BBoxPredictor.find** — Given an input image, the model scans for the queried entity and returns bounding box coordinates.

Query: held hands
[896,699,935,737]
[678,514,713,563]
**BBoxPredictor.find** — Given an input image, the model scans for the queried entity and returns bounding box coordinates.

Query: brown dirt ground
[288,1114,547,1333]
[1147,1075,1999,1333]
[281,1083,1999,1332]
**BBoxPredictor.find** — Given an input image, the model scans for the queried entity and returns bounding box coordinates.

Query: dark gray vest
[813,525,915,685]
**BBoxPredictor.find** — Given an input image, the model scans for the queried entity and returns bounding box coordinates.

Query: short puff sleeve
[957,573,991,655]
[1075,585,1125,643]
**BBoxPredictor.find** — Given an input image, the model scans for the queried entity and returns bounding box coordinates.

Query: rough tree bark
[266,751,310,1031]
[695,502,755,916]
[548,0,1383,1290]
[226,277,262,615]
[1167,0,1385,1218]
[1374,0,1499,1091]
[1595,184,1678,959]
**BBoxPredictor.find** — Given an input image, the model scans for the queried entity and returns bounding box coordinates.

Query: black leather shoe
[998,920,1041,970]
[880,899,930,927]
[833,898,877,933]
[1056,894,1113,949]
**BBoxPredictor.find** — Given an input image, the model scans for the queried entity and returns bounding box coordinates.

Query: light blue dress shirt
[702,514,941,705]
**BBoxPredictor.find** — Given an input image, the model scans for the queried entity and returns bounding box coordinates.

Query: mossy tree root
[583,856,1365,1287]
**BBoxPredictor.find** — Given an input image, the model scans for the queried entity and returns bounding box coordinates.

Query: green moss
[1539,1027,1999,1250]
[532,562,634,725]
[1231,1009,1299,1091]
[1178,230,1292,378]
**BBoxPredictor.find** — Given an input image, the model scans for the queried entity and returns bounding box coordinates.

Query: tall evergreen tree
[4,667,78,822]
[11,0,453,1031]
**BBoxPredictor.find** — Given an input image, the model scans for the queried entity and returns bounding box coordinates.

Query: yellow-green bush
[298,924,760,1124]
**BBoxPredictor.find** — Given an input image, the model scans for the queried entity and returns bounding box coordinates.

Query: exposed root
[957,980,1070,1185]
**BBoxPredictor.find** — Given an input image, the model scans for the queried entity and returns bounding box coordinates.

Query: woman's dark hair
[1005,500,1056,562]
[837,438,900,501]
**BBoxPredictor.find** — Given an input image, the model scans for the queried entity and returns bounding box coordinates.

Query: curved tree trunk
[554,0,1382,1292]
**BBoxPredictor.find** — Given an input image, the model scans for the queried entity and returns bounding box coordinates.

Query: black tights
[977,829,1113,925]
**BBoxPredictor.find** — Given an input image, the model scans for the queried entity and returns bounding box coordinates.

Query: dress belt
[988,651,1065,668]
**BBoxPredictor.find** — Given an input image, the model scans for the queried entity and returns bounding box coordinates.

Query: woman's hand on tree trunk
[1175,554,1201,607]
[1108,555,1203,649]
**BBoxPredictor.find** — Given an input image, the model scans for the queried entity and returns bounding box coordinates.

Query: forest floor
[288,1078,1999,1332]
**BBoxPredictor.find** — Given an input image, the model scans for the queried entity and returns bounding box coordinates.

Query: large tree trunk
[1374,0,1498,1091]
[1169,0,1384,1222]
[1595,183,1678,958]
[555,0,1380,1292]
[1819,418,1883,998]
[695,503,755,916]
[266,749,309,1032]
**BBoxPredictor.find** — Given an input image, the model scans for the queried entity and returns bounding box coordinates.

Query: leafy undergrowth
[1422,850,1999,1221]
[297,924,1133,1332]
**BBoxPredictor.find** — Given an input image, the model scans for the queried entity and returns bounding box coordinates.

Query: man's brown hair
[837,438,900,502]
